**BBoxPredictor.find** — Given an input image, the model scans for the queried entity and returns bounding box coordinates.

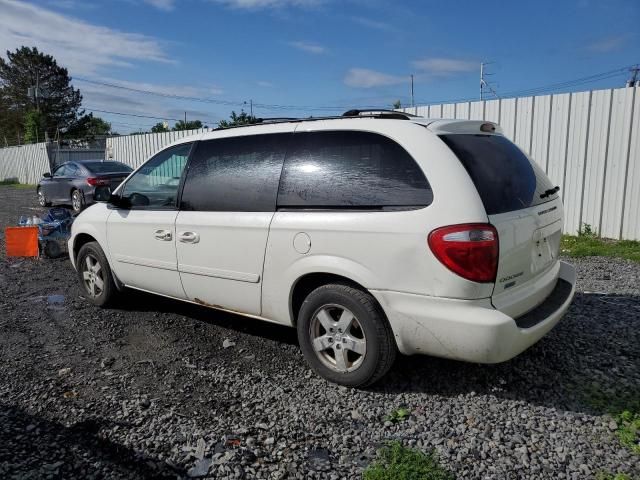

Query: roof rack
[214,109,418,130]
[342,109,417,119]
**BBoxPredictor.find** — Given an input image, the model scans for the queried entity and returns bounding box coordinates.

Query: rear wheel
[76,241,118,307]
[297,283,397,387]
[71,189,84,212]
[37,188,51,207]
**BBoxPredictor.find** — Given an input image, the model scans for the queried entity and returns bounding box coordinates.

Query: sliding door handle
[178,231,200,244]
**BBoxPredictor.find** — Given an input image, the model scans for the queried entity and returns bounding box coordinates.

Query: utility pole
[410,75,415,108]
[627,65,640,87]
[480,62,500,100]
[480,62,484,101]
[184,111,187,124]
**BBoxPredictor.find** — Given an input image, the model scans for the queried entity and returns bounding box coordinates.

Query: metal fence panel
[0,143,50,185]
[602,87,635,238]
[582,89,612,233]
[531,94,552,171]
[622,87,640,240]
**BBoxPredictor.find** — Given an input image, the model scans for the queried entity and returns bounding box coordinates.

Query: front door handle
[154,229,172,241]
[178,231,200,244]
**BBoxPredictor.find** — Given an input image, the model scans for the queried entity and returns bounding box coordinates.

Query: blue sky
[1,0,638,133]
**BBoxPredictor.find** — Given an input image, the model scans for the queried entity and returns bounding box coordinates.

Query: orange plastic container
[5,226,39,257]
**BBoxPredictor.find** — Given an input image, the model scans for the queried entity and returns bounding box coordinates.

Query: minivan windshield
[439,134,558,215]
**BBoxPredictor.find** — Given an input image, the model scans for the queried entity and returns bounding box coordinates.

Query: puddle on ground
[47,295,65,305]
[27,294,66,311]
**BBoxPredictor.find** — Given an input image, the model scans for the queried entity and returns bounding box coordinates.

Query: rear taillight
[428,223,499,283]
[86,177,109,186]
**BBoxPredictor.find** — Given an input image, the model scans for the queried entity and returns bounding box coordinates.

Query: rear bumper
[371,261,576,363]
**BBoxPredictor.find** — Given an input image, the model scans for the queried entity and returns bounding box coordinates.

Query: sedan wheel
[37,189,50,207]
[81,253,105,298]
[72,190,83,212]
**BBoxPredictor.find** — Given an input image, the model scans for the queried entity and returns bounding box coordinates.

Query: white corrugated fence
[105,128,209,169]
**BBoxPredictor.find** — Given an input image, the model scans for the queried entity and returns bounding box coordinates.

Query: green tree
[0,46,84,144]
[64,113,111,140]
[172,119,204,131]
[218,110,258,128]
[151,122,170,133]
[23,109,43,143]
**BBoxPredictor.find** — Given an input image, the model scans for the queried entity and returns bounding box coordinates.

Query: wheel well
[290,273,367,326]
[73,233,95,262]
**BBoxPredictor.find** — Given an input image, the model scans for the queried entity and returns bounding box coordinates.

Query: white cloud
[144,0,176,10]
[344,68,406,88]
[213,0,321,8]
[587,35,627,53]
[257,80,274,87]
[288,41,326,54]
[0,0,172,75]
[351,16,394,32]
[412,58,476,75]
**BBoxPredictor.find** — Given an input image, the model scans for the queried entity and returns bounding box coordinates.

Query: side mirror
[43,172,51,178]
[94,185,112,202]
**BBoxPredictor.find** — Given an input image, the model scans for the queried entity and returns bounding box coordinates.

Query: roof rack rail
[342,109,417,119]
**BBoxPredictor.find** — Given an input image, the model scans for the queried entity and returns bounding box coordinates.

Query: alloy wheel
[72,191,82,211]
[81,254,105,298]
[309,304,367,373]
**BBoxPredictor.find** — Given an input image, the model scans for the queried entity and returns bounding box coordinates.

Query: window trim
[114,142,195,211]
[276,129,433,211]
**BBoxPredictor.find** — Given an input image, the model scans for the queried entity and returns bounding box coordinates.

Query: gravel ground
[0,185,638,480]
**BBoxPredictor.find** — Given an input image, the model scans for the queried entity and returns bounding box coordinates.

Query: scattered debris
[63,390,78,399]
[222,339,236,349]
[187,457,212,478]
[57,368,71,377]
[18,208,74,258]
[100,357,115,369]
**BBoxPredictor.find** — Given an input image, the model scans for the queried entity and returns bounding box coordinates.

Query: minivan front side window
[120,143,192,208]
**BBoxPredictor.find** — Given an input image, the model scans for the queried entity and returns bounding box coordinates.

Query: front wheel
[76,241,118,307]
[71,189,84,212]
[297,283,397,387]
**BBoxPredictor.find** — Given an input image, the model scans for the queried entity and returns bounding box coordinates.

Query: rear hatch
[439,133,562,318]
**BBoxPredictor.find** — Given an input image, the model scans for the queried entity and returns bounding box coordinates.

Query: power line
[415,64,633,106]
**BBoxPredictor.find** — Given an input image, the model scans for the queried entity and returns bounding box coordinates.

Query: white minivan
[69,111,576,387]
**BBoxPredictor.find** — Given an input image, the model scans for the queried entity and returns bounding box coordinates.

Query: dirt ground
[0,185,638,479]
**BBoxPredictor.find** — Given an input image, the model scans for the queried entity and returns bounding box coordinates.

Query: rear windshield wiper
[540,186,560,199]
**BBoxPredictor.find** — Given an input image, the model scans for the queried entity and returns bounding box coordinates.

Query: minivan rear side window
[180,133,289,212]
[277,131,432,209]
[439,134,558,215]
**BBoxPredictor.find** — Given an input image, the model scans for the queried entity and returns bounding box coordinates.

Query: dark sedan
[37,161,133,212]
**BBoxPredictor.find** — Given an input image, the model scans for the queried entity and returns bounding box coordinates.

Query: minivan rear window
[439,134,558,215]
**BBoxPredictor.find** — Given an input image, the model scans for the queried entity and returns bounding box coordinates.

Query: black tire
[37,188,51,207]
[297,283,397,387]
[76,241,118,307]
[71,189,84,212]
